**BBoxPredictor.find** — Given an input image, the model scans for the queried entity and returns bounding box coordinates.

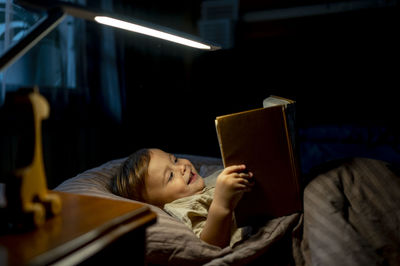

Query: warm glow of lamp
[94,16,212,50]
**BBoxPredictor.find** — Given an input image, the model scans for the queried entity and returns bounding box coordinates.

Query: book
[215,96,302,226]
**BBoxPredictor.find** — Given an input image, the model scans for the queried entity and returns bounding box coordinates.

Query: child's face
[145,149,205,207]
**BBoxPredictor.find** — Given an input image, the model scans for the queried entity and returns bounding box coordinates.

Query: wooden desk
[0,191,156,265]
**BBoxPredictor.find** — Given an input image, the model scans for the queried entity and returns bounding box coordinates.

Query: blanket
[301,158,400,266]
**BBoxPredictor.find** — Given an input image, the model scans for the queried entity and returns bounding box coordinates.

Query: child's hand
[201,165,253,247]
[213,164,254,211]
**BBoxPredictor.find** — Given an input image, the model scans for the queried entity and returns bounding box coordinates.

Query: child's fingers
[234,172,254,186]
[223,164,246,174]
[238,171,253,179]
[235,182,253,192]
[237,177,255,187]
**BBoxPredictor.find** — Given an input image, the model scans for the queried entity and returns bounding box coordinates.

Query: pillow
[54,155,302,265]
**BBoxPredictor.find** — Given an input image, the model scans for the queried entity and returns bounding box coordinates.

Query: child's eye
[168,172,174,182]
[170,154,178,164]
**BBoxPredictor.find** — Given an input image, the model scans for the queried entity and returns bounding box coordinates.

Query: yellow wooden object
[5,88,61,228]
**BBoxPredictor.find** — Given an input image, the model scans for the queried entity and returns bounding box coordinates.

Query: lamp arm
[0,7,66,72]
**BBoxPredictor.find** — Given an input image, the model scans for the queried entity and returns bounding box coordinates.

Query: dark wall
[120,4,399,158]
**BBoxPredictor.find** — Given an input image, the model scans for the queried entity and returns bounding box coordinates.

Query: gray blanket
[301,158,400,266]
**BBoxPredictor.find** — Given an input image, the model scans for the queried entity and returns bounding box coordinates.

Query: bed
[54,154,400,265]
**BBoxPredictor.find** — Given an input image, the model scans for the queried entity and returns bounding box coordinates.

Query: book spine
[215,120,227,168]
[282,106,302,208]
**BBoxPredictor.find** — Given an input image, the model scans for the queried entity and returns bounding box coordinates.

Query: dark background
[1,0,399,188]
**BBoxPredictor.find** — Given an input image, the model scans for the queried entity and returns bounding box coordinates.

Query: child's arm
[200,165,253,248]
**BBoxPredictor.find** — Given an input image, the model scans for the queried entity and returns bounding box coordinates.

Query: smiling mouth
[187,171,196,185]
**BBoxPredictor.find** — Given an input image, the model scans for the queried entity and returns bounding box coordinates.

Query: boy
[111,148,254,248]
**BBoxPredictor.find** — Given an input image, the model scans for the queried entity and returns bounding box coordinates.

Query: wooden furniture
[0,191,156,265]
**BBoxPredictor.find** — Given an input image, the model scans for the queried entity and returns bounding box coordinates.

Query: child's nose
[177,163,187,175]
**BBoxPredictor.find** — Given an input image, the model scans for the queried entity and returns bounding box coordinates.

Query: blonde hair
[110,148,150,202]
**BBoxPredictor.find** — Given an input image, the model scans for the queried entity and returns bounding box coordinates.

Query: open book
[215,96,302,226]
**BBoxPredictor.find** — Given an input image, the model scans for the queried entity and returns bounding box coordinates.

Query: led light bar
[94,16,212,50]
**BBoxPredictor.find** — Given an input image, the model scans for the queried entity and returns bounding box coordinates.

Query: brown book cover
[215,100,302,226]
